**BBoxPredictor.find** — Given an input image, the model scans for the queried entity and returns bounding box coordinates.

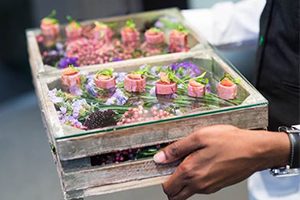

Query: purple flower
[105,97,116,105]
[72,99,87,119]
[206,83,211,93]
[60,106,67,114]
[154,21,164,28]
[105,88,128,105]
[115,72,126,84]
[47,89,63,104]
[113,58,123,62]
[175,110,182,116]
[58,57,79,69]
[113,88,128,105]
[69,85,83,96]
[170,62,201,77]
[139,64,147,69]
[85,76,98,97]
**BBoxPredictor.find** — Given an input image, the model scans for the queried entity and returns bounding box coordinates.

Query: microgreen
[149,27,161,33]
[66,15,81,28]
[220,73,241,85]
[69,64,80,72]
[124,19,136,30]
[96,68,114,77]
[175,24,190,34]
[94,21,117,28]
[42,9,59,24]
[194,72,209,85]
[160,67,186,85]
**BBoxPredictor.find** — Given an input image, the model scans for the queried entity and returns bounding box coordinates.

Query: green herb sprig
[42,10,59,24]
[96,68,114,78]
[194,72,209,85]
[220,73,241,85]
[94,21,117,28]
[175,24,190,34]
[66,15,81,28]
[132,65,156,79]
[124,19,136,30]
[163,67,186,85]
[149,27,162,33]
[68,64,80,72]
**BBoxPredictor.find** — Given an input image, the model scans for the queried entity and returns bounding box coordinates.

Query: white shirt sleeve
[182,0,266,46]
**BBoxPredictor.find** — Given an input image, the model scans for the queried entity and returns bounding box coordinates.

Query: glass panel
[44,51,267,140]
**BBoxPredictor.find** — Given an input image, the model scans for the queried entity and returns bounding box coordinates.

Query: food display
[27,8,268,200]
[36,10,195,69]
[218,73,240,100]
[47,62,244,132]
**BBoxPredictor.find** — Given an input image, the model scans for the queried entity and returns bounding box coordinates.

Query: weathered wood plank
[62,158,181,192]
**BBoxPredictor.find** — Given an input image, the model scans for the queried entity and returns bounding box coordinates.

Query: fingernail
[154,151,166,163]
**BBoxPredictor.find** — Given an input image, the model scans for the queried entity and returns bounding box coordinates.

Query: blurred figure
[156,0,300,200]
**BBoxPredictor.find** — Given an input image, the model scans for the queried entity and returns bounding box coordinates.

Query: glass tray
[38,51,268,141]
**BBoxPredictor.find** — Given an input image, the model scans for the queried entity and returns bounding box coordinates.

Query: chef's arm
[182,0,266,47]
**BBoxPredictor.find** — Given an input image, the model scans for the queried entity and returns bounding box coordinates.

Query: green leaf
[220,73,241,85]
[66,15,81,27]
[149,27,161,33]
[125,19,136,30]
[95,21,117,28]
[48,10,56,18]
[96,68,114,77]
[68,64,80,72]
[176,24,190,34]
[194,71,209,85]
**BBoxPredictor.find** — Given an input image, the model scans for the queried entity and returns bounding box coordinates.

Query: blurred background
[0,0,258,199]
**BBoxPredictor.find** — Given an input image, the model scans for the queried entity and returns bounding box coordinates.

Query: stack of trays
[26,8,268,200]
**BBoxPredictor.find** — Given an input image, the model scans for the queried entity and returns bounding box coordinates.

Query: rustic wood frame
[33,51,268,200]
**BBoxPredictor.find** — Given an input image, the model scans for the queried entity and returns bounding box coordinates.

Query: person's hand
[154,125,290,200]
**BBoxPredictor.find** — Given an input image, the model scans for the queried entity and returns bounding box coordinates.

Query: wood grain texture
[62,158,181,192]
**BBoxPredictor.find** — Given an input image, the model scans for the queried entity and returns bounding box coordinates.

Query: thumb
[154,133,201,164]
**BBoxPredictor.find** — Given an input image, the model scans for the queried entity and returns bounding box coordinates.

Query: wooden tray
[34,51,268,200]
[26,7,212,77]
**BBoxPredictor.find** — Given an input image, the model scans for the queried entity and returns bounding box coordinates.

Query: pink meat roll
[124,74,146,92]
[94,75,116,89]
[121,28,140,47]
[145,31,164,45]
[170,30,188,46]
[65,26,82,40]
[155,81,177,95]
[61,72,81,88]
[217,82,238,100]
[41,21,60,37]
[187,80,205,97]
[93,27,113,42]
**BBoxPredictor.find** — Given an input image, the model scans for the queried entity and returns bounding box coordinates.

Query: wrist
[252,131,290,170]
